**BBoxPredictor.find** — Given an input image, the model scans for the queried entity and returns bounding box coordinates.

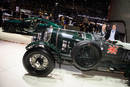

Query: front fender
[26,41,44,50]
[26,41,60,54]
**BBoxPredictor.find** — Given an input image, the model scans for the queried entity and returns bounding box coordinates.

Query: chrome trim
[56,28,61,47]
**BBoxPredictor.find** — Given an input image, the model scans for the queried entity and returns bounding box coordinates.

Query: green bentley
[22,24,130,78]
[2,17,62,35]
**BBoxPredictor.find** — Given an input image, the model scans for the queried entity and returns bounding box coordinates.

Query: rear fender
[72,40,102,58]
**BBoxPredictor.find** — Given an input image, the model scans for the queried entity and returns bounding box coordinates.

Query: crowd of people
[0,6,125,42]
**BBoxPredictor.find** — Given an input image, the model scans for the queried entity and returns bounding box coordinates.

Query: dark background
[0,0,111,18]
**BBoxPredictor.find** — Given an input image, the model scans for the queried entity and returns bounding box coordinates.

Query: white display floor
[0,27,32,44]
[0,27,129,87]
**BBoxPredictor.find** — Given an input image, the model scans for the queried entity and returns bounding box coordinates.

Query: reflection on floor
[0,40,128,87]
[23,69,128,87]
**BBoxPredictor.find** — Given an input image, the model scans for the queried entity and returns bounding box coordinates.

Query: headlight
[37,33,42,40]
[32,33,42,42]
[32,35,36,42]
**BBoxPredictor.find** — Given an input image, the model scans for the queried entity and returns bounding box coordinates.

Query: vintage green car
[22,25,130,77]
[2,17,62,35]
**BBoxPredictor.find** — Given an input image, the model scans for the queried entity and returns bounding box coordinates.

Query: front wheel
[23,48,55,76]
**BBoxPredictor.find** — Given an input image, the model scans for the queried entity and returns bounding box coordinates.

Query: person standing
[101,24,107,37]
[79,22,85,31]
[105,24,120,41]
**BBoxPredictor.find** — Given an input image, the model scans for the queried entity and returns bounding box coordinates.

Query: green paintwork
[39,18,62,28]
[7,19,22,24]
[26,41,60,53]
[3,17,63,35]
[24,17,63,28]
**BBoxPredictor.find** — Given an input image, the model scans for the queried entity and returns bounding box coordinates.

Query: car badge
[107,45,118,54]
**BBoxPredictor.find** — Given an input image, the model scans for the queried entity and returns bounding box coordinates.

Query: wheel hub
[35,57,43,65]
[30,54,49,70]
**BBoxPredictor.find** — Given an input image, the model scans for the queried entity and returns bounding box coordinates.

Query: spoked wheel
[72,43,101,71]
[23,48,54,76]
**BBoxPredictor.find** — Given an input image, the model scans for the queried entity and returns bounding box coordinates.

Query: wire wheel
[23,48,54,76]
[72,44,100,71]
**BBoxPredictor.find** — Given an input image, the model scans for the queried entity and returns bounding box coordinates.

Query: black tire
[23,48,55,76]
[72,41,101,71]
[8,24,16,33]
[2,22,9,32]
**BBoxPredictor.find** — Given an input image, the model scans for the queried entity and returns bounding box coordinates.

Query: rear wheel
[23,48,54,76]
[72,43,101,71]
